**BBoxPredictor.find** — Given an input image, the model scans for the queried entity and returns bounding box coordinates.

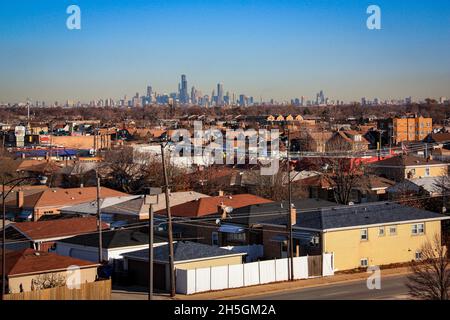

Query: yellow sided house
[262,202,450,271]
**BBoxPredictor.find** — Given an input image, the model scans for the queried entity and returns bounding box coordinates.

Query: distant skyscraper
[179,75,189,104]
[147,86,152,98]
[217,83,224,106]
[191,86,197,104]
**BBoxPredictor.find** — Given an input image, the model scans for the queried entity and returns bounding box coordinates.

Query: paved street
[240,275,411,300]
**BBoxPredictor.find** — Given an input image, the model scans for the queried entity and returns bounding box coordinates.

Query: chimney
[16,191,24,208]
[290,208,297,226]
[218,190,224,197]
[218,202,227,219]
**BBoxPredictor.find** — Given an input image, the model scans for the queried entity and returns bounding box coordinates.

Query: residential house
[369,155,448,181]
[262,202,450,271]
[155,194,272,245]
[60,191,209,225]
[5,186,127,221]
[122,241,246,291]
[326,130,370,152]
[291,130,333,153]
[4,217,108,252]
[423,132,450,149]
[54,228,167,279]
[378,115,432,145]
[3,248,99,294]
[210,199,336,248]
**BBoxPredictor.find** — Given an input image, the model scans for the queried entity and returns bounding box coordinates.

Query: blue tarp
[218,224,245,234]
[15,149,79,157]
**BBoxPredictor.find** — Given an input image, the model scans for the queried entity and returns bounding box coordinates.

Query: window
[227,232,246,242]
[360,258,368,267]
[411,223,425,235]
[378,227,385,237]
[212,232,219,246]
[425,167,430,177]
[360,229,368,241]
[389,226,397,235]
[415,251,422,260]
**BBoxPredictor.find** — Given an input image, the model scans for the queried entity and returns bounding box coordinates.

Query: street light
[1,175,46,299]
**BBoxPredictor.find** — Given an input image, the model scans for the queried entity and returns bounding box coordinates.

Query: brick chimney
[16,190,24,208]
[290,208,297,226]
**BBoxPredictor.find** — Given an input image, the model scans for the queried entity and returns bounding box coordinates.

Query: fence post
[195,268,197,294]
[227,264,230,289]
[258,260,261,284]
[274,257,277,282]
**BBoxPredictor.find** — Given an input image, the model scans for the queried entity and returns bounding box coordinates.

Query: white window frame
[389,225,397,235]
[411,223,425,235]
[360,229,368,241]
[415,251,422,261]
[378,227,385,237]
[360,258,368,267]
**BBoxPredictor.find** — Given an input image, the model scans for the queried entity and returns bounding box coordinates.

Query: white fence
[176,253,334,294]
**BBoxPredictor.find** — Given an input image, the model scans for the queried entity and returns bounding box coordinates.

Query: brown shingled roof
[5,248,99,277]
[11,217,108,241]
[373,155,446,167]
[156,194,272,217]
[6,187,127,209]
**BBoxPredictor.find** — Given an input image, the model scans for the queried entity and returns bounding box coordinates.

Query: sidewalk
[174,267,411,300]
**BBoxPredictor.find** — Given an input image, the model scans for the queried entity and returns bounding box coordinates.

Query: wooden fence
[3,279,111,300]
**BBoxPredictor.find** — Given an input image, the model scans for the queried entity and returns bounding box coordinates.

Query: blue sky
[0,0,449,103]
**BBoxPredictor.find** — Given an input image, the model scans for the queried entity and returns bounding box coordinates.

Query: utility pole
[2,182,6,300]
[378,130,382,160]
[149,202,154,300]
[286,129,294,281]
[96,172,103,263]
[144,191,159,300]
[161,144,176,297]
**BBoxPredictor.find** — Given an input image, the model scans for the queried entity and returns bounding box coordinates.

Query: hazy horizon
[1,0,449,103]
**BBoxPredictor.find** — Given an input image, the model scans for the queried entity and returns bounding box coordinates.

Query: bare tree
[100,147,149,193]
[31,273,66,290]
[406,234,450,300]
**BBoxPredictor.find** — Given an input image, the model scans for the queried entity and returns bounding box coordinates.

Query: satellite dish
[225,206,234,214]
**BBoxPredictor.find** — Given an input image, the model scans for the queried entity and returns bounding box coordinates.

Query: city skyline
[0,0,449,103]
[3,73,445,108]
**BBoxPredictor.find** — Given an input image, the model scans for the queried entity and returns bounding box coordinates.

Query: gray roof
[60,191,209,217]
[230,198,337,226]
[58,227,166,249]
[61,195,142,215]
[265,202,450,231]
[123,241,245,263]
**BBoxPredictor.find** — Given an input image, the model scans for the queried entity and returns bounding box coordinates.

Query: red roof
[156,194,272,217]
[11,217,108,241]
[5,248,98,277]
[5,186,127,209]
